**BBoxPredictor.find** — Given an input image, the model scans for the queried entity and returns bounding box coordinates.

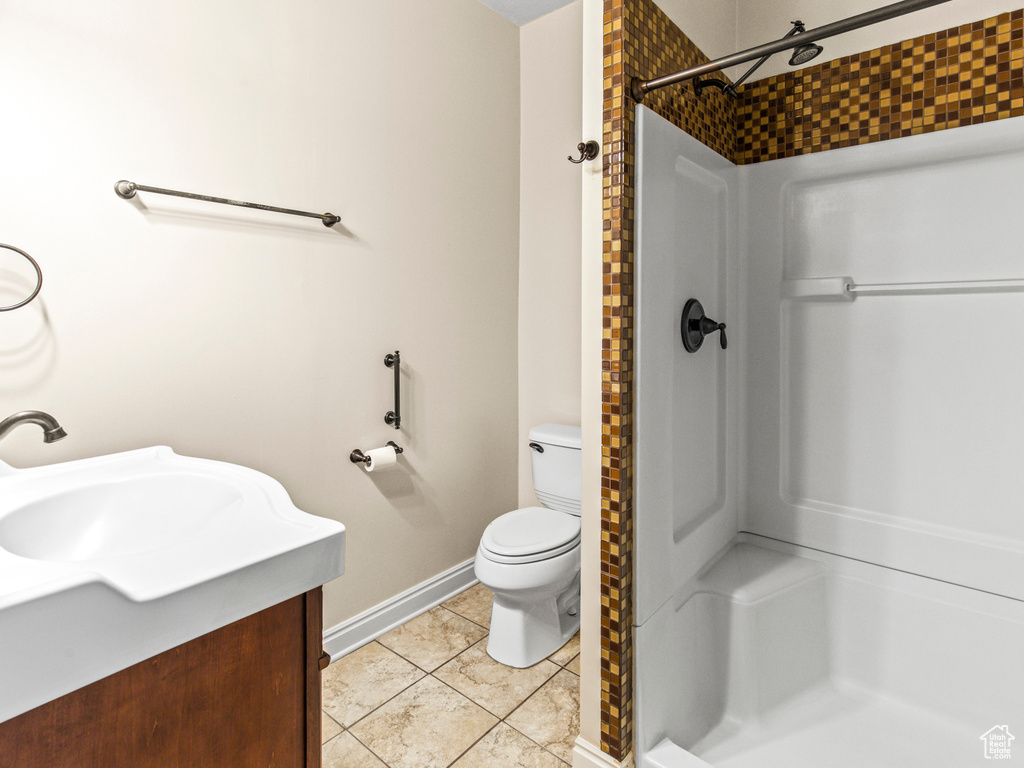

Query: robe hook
[568,140,600,164]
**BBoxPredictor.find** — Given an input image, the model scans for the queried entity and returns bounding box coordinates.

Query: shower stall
[632,104,1024,767]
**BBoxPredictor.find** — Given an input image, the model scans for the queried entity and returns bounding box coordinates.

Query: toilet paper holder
[350,441,404,465]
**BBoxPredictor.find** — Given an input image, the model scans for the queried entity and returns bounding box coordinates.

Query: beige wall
[518,1,585,508]
[0,0,521,630]
[652,0,742,78]
[517,8,610,765]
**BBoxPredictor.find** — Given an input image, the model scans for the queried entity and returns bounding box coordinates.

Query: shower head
[789,42,824,66]
[690,19,823,99]
[699,19,810,99]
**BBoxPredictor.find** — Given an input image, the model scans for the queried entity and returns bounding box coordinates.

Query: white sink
[0,447,345,723]
[0,474,245,562]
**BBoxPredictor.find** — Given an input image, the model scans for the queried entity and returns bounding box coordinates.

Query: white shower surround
[633,107,1024,768]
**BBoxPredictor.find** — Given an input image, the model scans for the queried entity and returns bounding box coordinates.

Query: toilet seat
[480,507,581,564]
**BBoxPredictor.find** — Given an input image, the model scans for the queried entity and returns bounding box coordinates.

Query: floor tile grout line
[336,670,502,764]
[427,672,507,722]
[375,625,576,672]
[322,731,342,749]
[321,728,395,768]
[439,584,493,630]
[326,658,575,765]
[440,719,572,768]
[323,586,578,767]
[452,614,490,631]
[376,637,466,675]
[548,640,581,668]
[325,650,579,744]
[497,714,574,766]
[346,672,499,768]
[333,651,428,732]
[430,633,492,676]
[496,670,579,763]
[427,664,542,721]
[323,710,344,734]
[328,632,492,732]
[441,719,501,768]
[439,597,492,631]
[500,670,552,722]
[332,665,571,745]
[346,724,395,768]
[376,607,488,674]
[431,635,567,720]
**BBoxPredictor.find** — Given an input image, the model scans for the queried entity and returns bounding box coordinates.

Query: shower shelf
[783,276,1024,301]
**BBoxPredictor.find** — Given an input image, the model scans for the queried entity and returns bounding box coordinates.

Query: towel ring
[0,244,43,311]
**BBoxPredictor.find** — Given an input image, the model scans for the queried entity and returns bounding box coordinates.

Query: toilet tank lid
[529,423,581,449]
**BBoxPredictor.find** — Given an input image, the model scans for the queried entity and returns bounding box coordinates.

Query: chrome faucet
[0,411,67,443]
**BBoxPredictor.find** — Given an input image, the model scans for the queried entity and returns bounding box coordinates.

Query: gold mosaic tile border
[601,0,735,760]
[601,3,1024,763]
[736,10,1024,163]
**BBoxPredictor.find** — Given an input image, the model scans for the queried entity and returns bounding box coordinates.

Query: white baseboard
[573,736,634,768]
[322,559,478,661]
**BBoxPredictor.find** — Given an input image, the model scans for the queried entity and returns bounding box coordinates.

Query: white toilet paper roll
[364,445,398,472]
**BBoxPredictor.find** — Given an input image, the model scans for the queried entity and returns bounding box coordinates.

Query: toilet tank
[529,424,582,516]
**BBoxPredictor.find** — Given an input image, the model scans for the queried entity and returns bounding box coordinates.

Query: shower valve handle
[681,298,728,353]
[698,317,727,349]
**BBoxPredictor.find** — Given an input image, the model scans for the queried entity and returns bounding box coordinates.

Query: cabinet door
[1,590,323,768]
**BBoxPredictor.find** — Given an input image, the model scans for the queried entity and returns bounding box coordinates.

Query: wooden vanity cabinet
[0,588,329,768]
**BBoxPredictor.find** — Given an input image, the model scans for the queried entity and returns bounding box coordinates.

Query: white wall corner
[517,0,585,508]
[578,0,606,755]
[574,736,635,768]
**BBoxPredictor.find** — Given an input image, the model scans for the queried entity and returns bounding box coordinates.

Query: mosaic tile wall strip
[601,0,735,760]
[736,9,1024,163]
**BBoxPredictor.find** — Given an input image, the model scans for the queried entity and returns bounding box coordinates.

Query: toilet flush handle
[529,442,545,453]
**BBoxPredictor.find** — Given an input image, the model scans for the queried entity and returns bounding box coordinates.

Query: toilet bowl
[474,424,582,668]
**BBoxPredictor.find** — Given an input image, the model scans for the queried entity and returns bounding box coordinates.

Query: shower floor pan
[636,535,1024,768]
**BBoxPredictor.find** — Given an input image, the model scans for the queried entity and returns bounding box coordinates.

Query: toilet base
[485,572,580,668]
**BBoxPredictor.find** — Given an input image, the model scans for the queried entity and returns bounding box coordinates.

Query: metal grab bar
[384,351,401,430]
[114,180,340,228]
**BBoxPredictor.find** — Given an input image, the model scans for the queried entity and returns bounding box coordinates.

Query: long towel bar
[114,180,340,228]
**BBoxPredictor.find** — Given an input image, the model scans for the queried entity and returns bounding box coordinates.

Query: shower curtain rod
[631,0,953,102]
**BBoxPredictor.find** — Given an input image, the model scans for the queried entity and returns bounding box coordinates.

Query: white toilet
[474,423,582,668]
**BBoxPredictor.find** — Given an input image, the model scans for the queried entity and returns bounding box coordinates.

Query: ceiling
[476,0,576,25]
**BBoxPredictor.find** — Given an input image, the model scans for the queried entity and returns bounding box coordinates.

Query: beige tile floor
[322,583,580,768]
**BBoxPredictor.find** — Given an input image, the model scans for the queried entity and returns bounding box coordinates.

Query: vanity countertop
[0,446,344,723]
